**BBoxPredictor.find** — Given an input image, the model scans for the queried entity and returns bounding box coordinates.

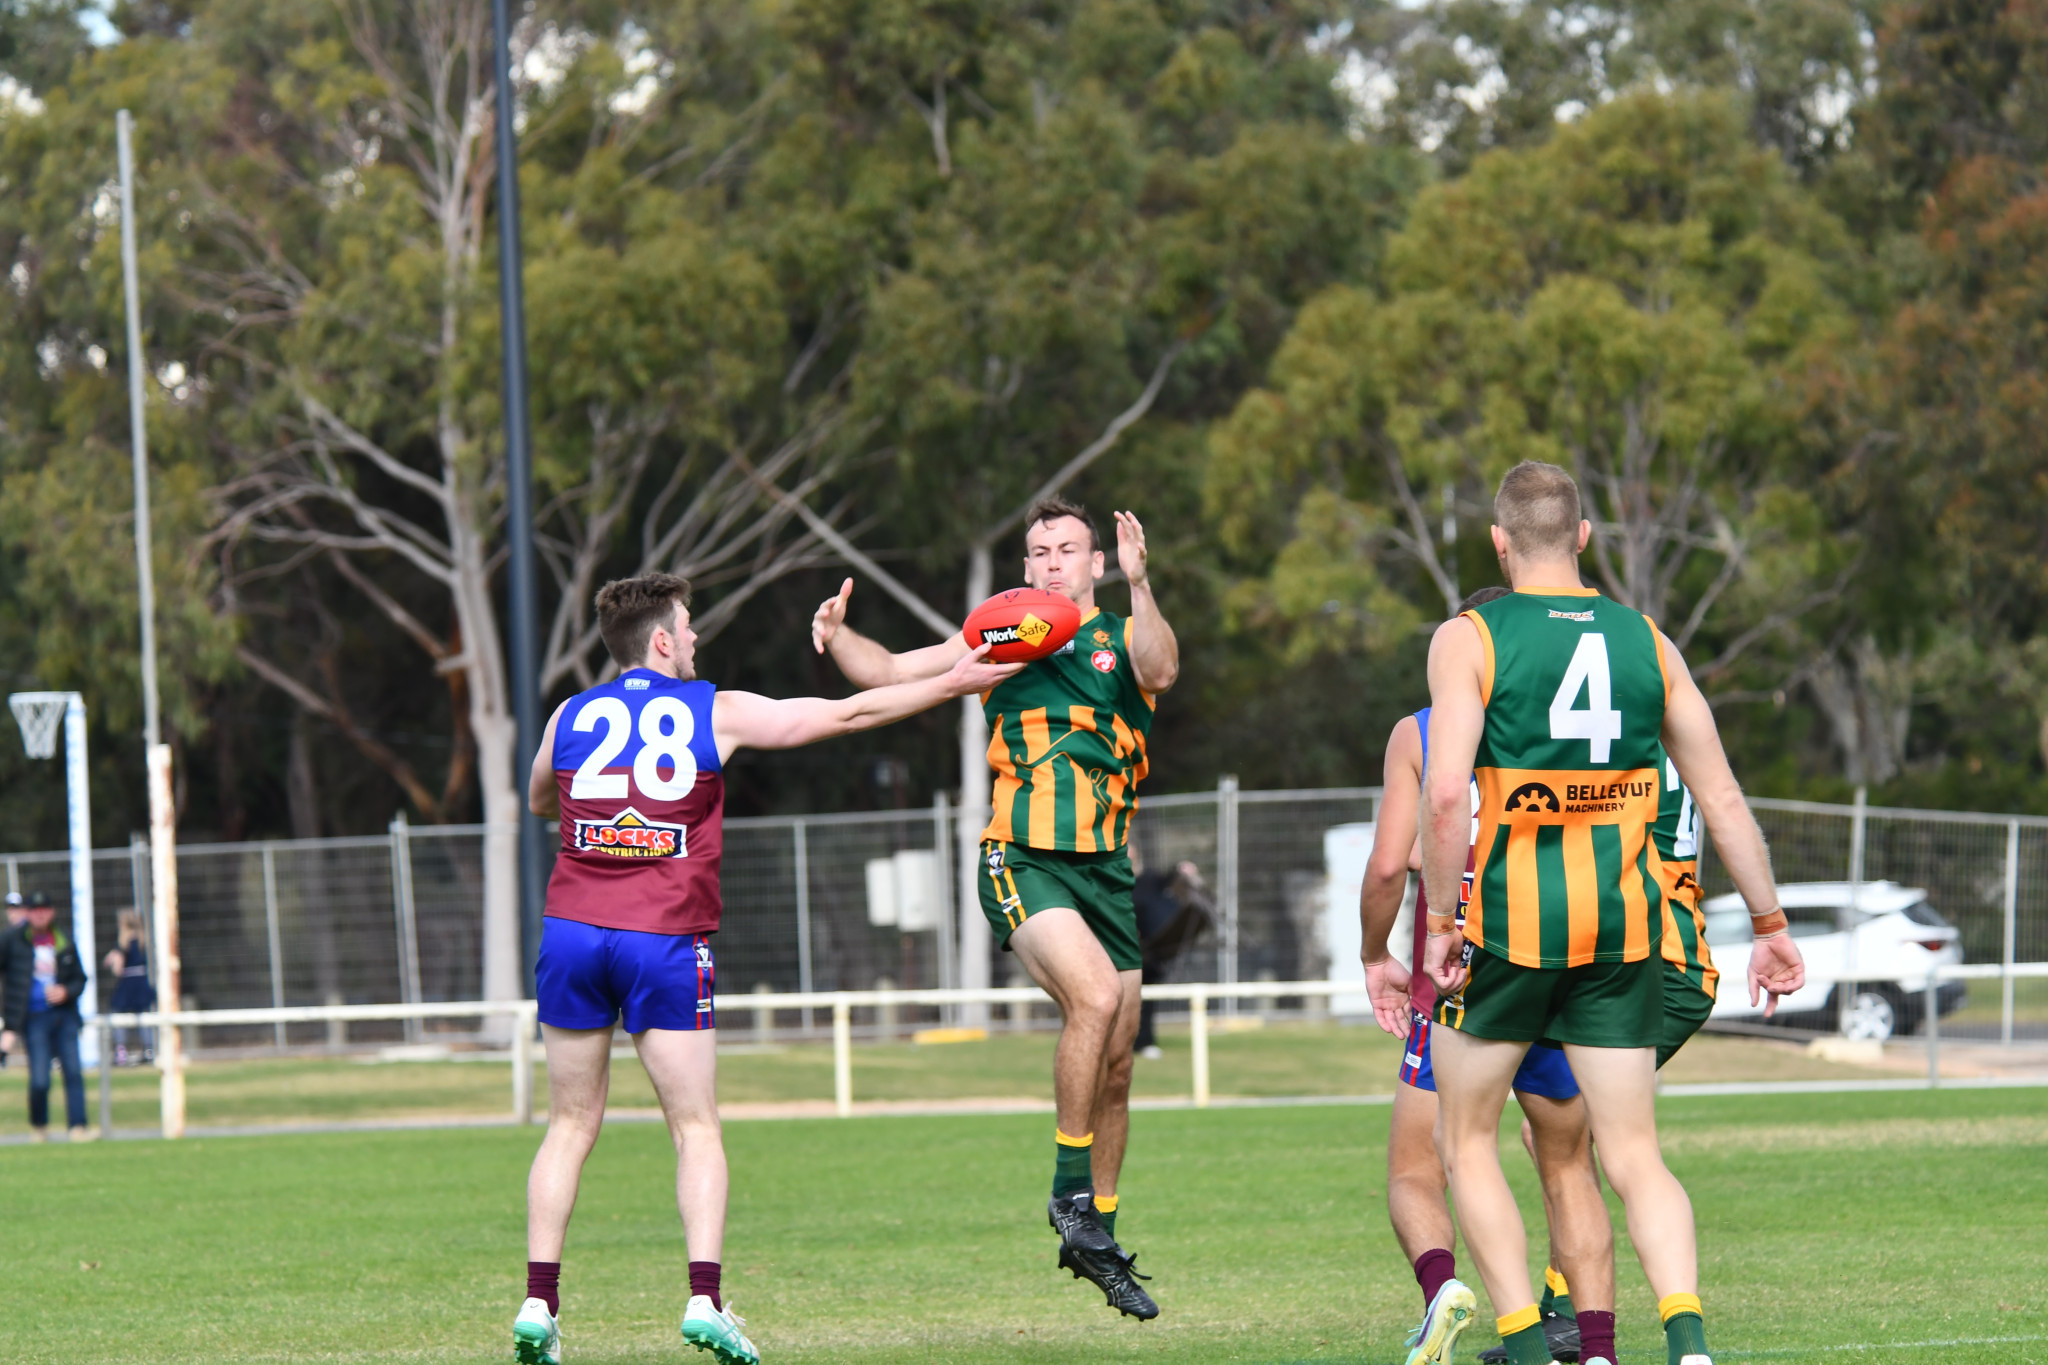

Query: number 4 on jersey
[1550,632,1623,763]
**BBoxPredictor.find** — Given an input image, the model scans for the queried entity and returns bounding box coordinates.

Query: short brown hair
[595,573,692,667]
[1022,496,1100,553]
[1493,461,1583,558]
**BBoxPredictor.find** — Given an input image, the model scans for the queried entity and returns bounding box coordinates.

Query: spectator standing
[103,909,157,1065]
[1130,861,1214,1059]
[0,892,94,1141]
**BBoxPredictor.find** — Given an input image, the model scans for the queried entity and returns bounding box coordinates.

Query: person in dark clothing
[0,892,93,1141]
[1131,862,1214,1057]
[103,908,157,1065]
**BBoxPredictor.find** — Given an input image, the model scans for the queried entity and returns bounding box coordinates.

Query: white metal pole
[117,110,160,755]
[1840,786,1866,1035]
[933,791,956,1024]
[1217,776,1240,1016]
[1190,986,1210,1109]
[64,696,99,1069]
[794,821,812,1034]
[2003,820,2019,1047]
[263,844,285,1047]
[118,107,184,1137]
[832,995,853,1117]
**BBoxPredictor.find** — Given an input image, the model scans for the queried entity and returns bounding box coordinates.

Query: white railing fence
[11,783,2048,1061]
[97,962,2048,1140]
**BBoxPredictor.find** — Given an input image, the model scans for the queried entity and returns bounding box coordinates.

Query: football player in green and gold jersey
[809,497,1177,1320]
[1421,462,1807,1365]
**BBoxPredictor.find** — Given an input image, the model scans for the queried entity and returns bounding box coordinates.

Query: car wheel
[1841,989,1897,1042]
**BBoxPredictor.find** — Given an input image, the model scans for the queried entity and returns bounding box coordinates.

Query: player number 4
[570,696,699,800]
[1549,632,1622,763]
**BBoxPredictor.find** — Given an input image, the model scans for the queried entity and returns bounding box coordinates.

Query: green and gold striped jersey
[982,607,1155,852]
[1464,587,1670,968]
[1650,749,1718,997]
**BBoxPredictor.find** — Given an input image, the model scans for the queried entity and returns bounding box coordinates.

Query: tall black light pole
[491,0,546,994]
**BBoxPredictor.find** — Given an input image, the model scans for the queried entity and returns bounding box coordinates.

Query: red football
[963,588,1083,664]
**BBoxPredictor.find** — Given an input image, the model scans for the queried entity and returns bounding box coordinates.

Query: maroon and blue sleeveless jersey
[546,669,725,936]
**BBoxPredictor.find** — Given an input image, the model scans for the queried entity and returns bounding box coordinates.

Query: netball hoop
[8,691,100,1067]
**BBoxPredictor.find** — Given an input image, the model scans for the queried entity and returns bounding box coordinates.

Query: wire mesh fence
[6,784,2048,1049]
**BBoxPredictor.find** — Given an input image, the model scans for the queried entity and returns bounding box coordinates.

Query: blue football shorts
[535,917,717,1033]
[1399,1007,1580,1100]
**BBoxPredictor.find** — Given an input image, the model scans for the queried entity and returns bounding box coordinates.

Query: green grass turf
[0,1022,1885,1134]
[7,1087,2045,1363]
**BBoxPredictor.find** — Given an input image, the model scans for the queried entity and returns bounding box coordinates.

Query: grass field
[0,1022,1895,1135]
[6,1085,2044,1364]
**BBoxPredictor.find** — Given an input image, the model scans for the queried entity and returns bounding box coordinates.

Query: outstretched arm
[527,700,570,819]
[1421,618,1487,995]
[1117,512,1179,692]
[715,646,1020,762]
[1361,716,1422,1038]
[1660,631,1805,1013]
[810,578,970,687]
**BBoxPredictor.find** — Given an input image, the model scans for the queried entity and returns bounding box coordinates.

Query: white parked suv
[1701,880,1966,1041]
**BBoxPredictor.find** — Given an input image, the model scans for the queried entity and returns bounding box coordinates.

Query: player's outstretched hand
[1422,927,1469,996]
[1113,511,1149,589]
[1749,931,1806,1019]
[941,642,1023,697]
[1364,956,1412,1039]
[812,578,854,653]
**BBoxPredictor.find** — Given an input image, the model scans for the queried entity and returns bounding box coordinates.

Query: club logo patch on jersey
[572,806,688,858]
[1092,628,1111,645]
[1091,649,1117,673]
[1547,609,1595,622]
[1503,782,1562,815]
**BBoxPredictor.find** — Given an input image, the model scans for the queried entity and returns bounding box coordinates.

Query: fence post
[98,1016,114,1137]
[1217,776,1240,1017]
[1925,971,1940,1089]
[512,1004,534,1124]
[832,994,852,1117]
[2002,820,2020,1047]
[389,814,423,1043]
[1190,987,1210,1109]
[3,856,16,894]
[1840,786,1867,1036]
[262,843,286,1048]
[933,792,956,1024]
[794,821,813,1035]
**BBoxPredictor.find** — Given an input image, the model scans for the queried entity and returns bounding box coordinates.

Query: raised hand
[1748,931,1807,1020]
[811,578,854,654]
[1364,955,1413,1039]
[1113,511,1149,589]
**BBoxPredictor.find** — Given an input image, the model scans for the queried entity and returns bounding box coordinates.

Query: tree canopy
[3,0,2047,854]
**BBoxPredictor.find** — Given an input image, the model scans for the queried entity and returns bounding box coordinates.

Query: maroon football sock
[1414,1247,1457,1311]
[1577,1309,1617,1364]
[689,1260,722,1312]
[526,1261,560,1317]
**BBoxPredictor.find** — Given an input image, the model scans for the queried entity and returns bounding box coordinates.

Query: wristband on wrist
[1425,913,1457,936]
[1749,908,1789,936]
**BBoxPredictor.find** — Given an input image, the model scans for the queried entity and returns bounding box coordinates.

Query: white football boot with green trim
[1402,1278,1478,1365]
[682,1295,759,1365]
[512,1297,560,1365]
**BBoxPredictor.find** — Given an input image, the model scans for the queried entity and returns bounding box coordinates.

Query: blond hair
[1493,461,1583,559]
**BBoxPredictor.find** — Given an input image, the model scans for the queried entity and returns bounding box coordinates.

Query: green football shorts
[978,839,1141,972]
[1658,962,1715,1068]
[1434,946,1662,1049]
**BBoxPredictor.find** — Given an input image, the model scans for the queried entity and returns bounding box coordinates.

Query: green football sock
[1542,1265,1575,1318]
[1053,1130,1094,1199]
[1661,1292,1707,1364]
[1496,1306,1550,1365]
[1096,1193,1118,1240]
